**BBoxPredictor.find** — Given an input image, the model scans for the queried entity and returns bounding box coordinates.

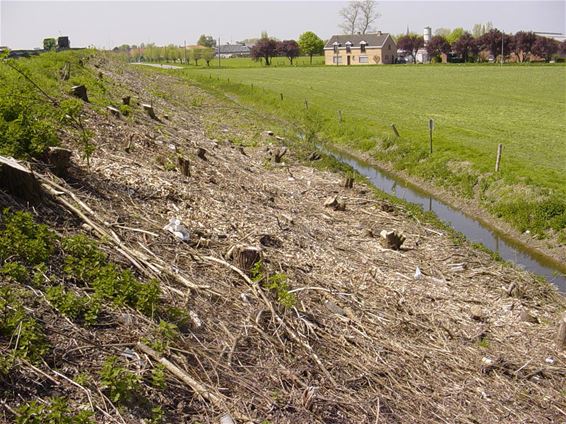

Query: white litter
[163,218,190,241]
[414,266,422,280]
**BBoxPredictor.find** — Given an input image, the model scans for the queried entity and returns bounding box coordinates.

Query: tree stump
[556,313,566,350]
[107,106,121,117]
[177,156,190,177]
[271,146,287,163]
[231,245,262,274]
[307,151,321,161]
[72,85,89,102]
[0,156,42,202]
[46,147,72,177]
[343,176,354,189]
[196,147,207,161]
[122,96,131,106]
[380,230,406,250]
[141,103,158,120]
[324,195,346,211]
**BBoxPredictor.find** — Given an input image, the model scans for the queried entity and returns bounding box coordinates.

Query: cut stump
[46,147,72,177]
[0,156,42,202]
[177,156,190,177]
[380,230,406,250]
[231,245,262,274]
[141,103,158,120]
[71,85,89,102]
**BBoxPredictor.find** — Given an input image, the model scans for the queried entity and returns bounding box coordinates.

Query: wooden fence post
[495,144,503,172]
[391,124,400,137]
[428,119,434,154]
[280,93,283,101]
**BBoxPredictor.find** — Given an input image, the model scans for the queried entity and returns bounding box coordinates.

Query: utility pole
[218,37,221,68]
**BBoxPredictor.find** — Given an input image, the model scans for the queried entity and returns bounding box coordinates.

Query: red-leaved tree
[276,40,300,65]
[426,35,451,61]
[452,32,479,62]
[251,37,278,66]
[397,34,424,63]
[510,31,537,62]
[532,36,559,62]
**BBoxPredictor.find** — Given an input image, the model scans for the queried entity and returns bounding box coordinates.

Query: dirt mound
[1,56,565,423]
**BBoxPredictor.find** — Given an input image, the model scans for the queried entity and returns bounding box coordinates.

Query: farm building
[215,43,251,58]
[324,32,397,65]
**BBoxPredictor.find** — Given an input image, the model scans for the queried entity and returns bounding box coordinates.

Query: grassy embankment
[173,63,566,242]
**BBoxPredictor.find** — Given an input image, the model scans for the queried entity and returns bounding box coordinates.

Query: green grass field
[176,63,566,238]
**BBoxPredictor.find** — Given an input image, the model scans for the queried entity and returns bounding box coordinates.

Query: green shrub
[62,235,160,315]
[0,286,48,367]
[0,209,56,266]
[0,262,30,283]
[16,397,93,424]
[99,356,142,404]
[46,285,100,324]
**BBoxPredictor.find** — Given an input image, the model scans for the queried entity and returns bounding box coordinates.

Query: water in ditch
[323,147,566,292]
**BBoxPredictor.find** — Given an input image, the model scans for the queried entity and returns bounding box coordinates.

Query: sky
[1,0,564,49]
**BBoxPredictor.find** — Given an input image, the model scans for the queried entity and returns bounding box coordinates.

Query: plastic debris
[414,266,422,280]
[163,218,190,241]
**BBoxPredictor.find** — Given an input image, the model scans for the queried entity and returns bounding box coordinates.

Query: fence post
[280,93,283,101]
[428,119,434,154]
[391,124,400,137]
[495,144,503,172]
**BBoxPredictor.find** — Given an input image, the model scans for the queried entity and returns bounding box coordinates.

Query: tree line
[250,32,324,65]
[397,27,566,63]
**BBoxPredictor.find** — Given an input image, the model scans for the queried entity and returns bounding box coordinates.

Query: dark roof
[324,33,392,49]
[216,44,250,54]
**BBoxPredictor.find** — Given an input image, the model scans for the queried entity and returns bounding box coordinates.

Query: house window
[345,42,352,54]
[388,44,391,50]
[359,56,368,63]
[360,42,367,53]
[333,42,339,53]
[333,56,342,64]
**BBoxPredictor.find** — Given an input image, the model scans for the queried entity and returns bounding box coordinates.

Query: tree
[426,35,450,61]
[202,48,215,67]
[191,47,204,66]
[447,27,465,44]
[532,36,559,62]
[511,31,536,62]
[560,40,566,56]
[298,31,324,64]
[339,0,379,35]
[43,38,56,51]
[452,32,479,62]
[397,34,424,63]
[197,35,216,48]
[276,40,300,65]
[357,0,380,34]
[251,37,278,65]
[472,21,493,38]
[339,1,360,35]
[478,29,511,60]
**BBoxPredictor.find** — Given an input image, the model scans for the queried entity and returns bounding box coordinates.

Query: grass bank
[173,64,566,244]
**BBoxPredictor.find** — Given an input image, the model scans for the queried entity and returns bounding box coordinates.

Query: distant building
[57,36,70,49]
[323,32,397,65]
[215,43,250,58]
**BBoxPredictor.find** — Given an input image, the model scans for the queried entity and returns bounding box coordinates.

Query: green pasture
[176,64,566,237]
